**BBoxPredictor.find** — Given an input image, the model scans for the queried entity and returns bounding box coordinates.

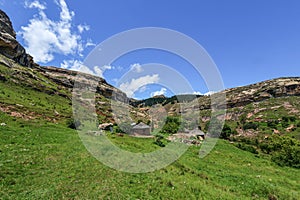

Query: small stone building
[131,122,151,136]
[189,128,206,140]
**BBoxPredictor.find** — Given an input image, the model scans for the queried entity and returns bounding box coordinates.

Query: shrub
[154,134,165,147]
[267,120,278,129]
[116,122,132,134]
[243,122,258,130]
[160,116,181,134]
[206,119,223,138]
[259,135,300,168]
[235,143,258,154]
[272,145,300,168]
[66,118,81,129]
[220,124,232,139]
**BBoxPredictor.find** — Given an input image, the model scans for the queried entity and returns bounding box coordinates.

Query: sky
[1,0,300,99]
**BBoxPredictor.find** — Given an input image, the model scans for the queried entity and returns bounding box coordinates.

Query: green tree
[160,116,181,134]
[220,124,232,139]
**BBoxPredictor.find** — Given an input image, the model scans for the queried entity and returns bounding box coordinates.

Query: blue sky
[1,0,300,99]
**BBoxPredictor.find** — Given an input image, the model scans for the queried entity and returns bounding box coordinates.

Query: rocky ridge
[0,9,300,126]
[0,10,35,68]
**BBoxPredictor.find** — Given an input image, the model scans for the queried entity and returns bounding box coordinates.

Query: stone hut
[189,128,206,140]
[131,122,151,136]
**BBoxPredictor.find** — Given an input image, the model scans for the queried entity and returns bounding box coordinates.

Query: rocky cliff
[224,77,300,108]
[41,66,128,102]
[0,9,300,126]
[0,9,35,68]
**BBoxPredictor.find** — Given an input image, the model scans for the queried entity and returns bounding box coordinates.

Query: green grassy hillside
[0,112,299,199]
[0,57,300,199]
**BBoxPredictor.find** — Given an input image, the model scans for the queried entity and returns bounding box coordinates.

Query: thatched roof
[189,128,205,136]
[132,122,150,129]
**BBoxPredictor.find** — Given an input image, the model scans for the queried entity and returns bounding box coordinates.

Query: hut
[98,123,113,131]
[131,122,151,136]
[189,128,205,140]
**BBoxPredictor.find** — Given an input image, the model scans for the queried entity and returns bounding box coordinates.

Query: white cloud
[93,65,113,78]
[130,63,143,73]
[180,91,215,96]
[20,0,93,64]
[138,85,148,93]
[61,61,113,78]
[204,91,217,96]
[119,74,160,97]
[85,38,96,47]
[25,0,46,10]
[56,0,74,21]
[61,59,82,70]
[193,91,203,95]
[151,88,167,97]
[77,24,90,33]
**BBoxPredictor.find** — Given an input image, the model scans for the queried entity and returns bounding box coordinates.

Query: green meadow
[0,112,299,199]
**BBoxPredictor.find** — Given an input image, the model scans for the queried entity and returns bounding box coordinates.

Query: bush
[116,122,132,134]
[243,122,258,130]
[220,124,232,139]
[259,135,300,168]
[160,116,181,134]
[272,145,300,168]
[235,143,258,154]
[206,119,223,138]
[154,134,165,147]
[66,118,81,129]
[267,120,278,129]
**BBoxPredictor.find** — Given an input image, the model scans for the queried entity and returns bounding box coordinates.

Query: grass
[0,58,299,199]
[0,112,299,199]
[0,80,71,121]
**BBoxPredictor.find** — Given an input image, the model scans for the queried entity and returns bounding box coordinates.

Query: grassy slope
[0,62,72,123]
[0,112,299,199]
[0,61,299,199]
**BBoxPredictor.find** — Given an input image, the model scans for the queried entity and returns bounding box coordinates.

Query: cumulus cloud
[85,38,96,47]
[204,91,217,96]
[93,65,114,78]
[20,0,92,64]
[61,60,113,78]
[151,88,167,97]
[138,85,148,93]
[192,91,217,96]
[193,91,203,95]
[61,59,82,70]
[77,24,90,33]
[119,74,160,98]
[130,63,143,73]
[25,0,46,10]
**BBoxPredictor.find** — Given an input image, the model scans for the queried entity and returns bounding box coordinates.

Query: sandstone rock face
[225,77,300,108]
[42,66,129,102]
[0,9,35,68]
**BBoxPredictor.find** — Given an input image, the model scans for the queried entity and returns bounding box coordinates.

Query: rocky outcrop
[134,77,300,120]
[41,66,129,102]
[0,9,35,68]
[225,77,300,108]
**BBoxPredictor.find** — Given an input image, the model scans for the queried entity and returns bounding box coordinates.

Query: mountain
[0,9,147,124]
[1,8,300,133]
